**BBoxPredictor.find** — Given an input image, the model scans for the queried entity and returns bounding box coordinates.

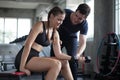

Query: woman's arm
[52,30,71,60]
[20,21,43,74]
[53,30,91,63]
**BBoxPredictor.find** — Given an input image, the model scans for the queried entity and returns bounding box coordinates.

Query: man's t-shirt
[58,9,88,40]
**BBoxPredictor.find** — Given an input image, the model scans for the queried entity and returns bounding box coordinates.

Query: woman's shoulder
[31,21,44,33]
[33,21,45,29]
[34,21,43,26]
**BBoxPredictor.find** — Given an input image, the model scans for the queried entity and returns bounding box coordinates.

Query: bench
[0,71,26,80]
[0,70,45,80]
[0,61,45,80]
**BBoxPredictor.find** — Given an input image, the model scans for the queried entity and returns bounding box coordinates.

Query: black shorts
[14,46,39,71]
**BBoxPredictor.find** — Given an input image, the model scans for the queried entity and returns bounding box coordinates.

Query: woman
[15,6,73,80]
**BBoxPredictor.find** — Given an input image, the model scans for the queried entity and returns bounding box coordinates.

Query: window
[84,0,94,40]
[0,17,31,43]
[18,18,31,37]
[4,18,17,43]
[0,18,4,43]
[115,0,120,34]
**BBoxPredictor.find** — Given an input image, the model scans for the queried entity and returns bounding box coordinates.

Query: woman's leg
[60,60,74,80]
[25,57,62,80]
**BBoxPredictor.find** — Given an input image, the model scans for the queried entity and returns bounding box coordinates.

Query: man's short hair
[76,3,91,18]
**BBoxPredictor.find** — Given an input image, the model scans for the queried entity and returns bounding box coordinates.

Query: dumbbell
[85,56,91,63]
[70,56,91,63]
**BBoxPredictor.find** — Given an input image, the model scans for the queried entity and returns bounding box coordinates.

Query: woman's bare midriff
[31,42,43,52]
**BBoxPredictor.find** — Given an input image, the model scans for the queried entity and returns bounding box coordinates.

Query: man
[57,3,91,80]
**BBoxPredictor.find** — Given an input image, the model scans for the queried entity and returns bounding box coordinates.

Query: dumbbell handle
[85,56,91,63]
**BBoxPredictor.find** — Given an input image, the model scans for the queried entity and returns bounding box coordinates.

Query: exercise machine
[95,32,120,80]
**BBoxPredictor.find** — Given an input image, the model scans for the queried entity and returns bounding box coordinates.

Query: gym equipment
[85,56,91,63]
[0,71,26,80]
[70,55,91,68]
[95,32,120,80]
[0,70,46,80]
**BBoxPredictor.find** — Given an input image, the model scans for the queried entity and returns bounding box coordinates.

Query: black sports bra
[35,22,50,46]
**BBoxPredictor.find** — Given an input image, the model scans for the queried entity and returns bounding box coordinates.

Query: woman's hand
[78,56,91,63]
[78,56,86,63]
[20,67,31,76]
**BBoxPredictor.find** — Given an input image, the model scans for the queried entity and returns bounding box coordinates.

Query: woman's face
[51,14,65,29]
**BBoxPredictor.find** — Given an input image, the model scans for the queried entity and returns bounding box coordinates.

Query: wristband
[70,56,78,63]
[70,56,78,68]
[74,55,78,59]
[70,56,75,61]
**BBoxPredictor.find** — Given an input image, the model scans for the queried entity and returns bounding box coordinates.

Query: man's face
[72,10,86,25]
